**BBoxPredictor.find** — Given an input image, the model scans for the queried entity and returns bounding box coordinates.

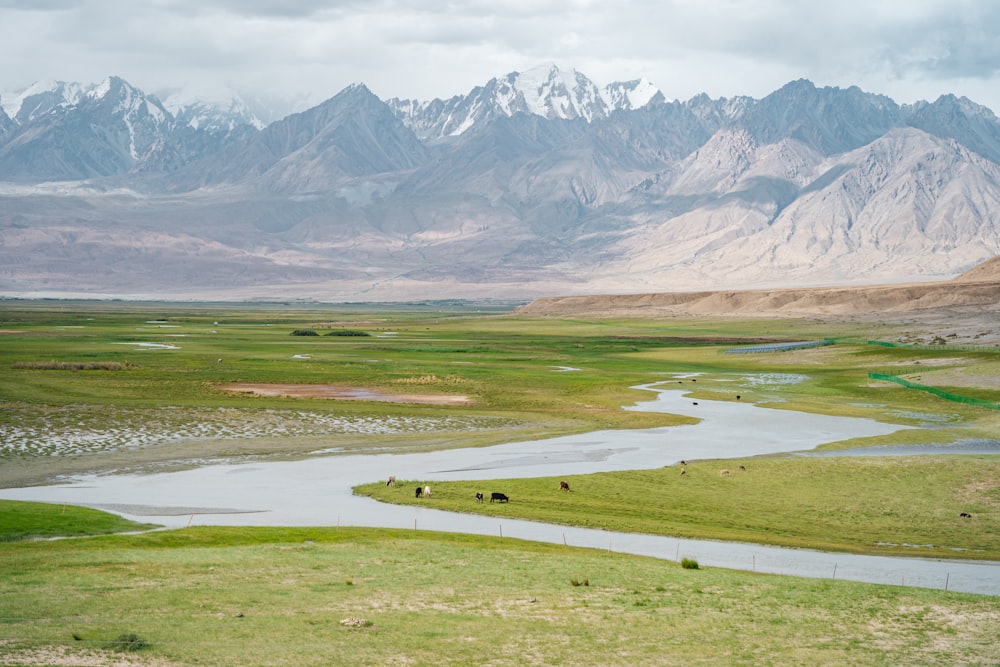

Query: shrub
[325,330,370,337]
[680,558,700,570]
[570,577,590,587]
[11,361,129,371]
[106,632,149,652]
[290,329,319,336]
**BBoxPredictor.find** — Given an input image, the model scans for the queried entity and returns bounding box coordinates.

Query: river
[2,382,998,596]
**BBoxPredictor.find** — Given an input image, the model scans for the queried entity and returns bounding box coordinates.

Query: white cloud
[2,0,1000,118]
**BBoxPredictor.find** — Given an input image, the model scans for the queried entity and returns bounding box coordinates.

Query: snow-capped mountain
[1,68,999,301]
[388,64,662,140]
[0,76,176,181]
[1,79,89,124]
[0,77,266,182]
[163,86,264,132]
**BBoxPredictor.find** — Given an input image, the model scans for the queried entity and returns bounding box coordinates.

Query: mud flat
[216,383,472,404]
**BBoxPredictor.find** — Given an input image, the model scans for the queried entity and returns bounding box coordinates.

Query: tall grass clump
[106,632,149,652]
[11,361,130,371]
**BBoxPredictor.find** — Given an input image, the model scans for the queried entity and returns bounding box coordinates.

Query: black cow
[475,492,484,503]
[415,486,423,498]
[960,512,973,518]
[490,492,509,503]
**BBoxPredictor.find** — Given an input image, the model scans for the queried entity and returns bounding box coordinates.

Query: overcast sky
[2,0,1000,119]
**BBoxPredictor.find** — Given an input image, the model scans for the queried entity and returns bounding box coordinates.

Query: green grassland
[2,522,998,666]
[2,300,1000,665]
[0,499,158,541]
[358,456,1000,560]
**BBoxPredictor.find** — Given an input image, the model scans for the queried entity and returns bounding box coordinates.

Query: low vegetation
[0,500,158,542]
[10,360,131,371]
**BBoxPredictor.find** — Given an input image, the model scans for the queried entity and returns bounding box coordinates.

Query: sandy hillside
[513,256,1000,345]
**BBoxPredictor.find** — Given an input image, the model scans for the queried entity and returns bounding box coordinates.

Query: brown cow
[559,481,572,492]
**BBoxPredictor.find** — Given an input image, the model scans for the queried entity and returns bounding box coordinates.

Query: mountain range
[1,64,999,301]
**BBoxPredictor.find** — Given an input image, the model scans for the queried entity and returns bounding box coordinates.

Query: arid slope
[514,256,1000,344]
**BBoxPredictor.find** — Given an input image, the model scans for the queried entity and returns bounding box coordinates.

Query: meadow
[2,514,999,666]
[1,300,999,665]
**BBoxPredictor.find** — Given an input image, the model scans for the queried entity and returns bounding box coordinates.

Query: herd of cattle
[386,474,571,503]
[386,471,976,518]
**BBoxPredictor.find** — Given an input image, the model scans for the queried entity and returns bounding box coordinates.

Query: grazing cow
[960,512,973,518]
[680,468,687,476]
[415,486,423,498]
[386,475,396,487]
[423,486,432,498]
[736,395,741,400]
[738,465,747,471]
[475,492,484,503]
[679,460,687,466]
[720,469,732,477]
[490,492,509,503]
[559,481,571,492]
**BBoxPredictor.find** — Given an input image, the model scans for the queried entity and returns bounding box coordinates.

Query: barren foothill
[514,255,1000,346]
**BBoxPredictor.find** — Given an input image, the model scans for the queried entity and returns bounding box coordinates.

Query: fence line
[865,340,1000,353]
[723,339,834,355]
[868,372,1000,411]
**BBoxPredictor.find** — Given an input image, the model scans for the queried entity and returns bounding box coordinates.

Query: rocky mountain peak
[388,64,664,140]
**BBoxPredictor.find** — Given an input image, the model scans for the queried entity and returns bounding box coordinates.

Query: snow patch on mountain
[1,80,87,122]
[389,64,664,139]
[163,85,264,131]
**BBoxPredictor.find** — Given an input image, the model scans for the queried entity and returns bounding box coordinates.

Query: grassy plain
[2,523,999,666]
[359,456,1000,560]
[0,499,157,542]
[2,300,999,664]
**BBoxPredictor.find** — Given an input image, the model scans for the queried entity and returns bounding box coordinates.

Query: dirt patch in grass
[884,357,968,367]
[0,641,180,666]
[900,366,1000,391]
[216,383,472,405]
